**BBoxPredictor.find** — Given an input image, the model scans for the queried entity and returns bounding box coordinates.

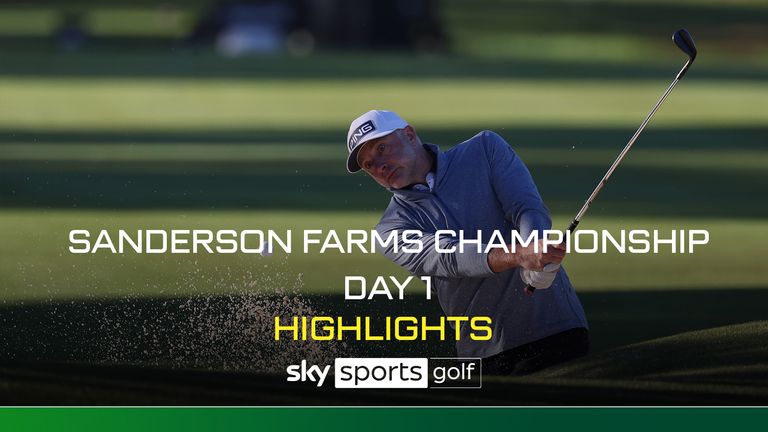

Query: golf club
[525,29,697,295]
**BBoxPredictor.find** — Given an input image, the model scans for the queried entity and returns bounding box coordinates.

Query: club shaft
[571,60,690,226]
[525,59,692,295]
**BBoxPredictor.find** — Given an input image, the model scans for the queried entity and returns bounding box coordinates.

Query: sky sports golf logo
[286,358,481,389]
[348,120,376,150]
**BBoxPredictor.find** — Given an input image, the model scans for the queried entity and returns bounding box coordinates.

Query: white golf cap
[346,110,408,173]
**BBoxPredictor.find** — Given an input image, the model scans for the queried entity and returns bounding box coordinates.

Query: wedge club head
[673,29,697,62]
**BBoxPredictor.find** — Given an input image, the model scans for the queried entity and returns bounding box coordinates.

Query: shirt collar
[389,143,444,198]
[410,172,435,192]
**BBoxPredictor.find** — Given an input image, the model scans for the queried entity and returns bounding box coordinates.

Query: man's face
[356,126,425,189]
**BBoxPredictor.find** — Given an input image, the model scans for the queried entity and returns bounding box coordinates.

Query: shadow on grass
[445,0,768,37]
[2,127,766,149]
[2,127,766,216]
[2,164,765,217]
[0,39,766,81]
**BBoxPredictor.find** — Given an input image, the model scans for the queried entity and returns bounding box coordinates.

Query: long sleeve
[375,211,494,278]
[482,131,552,237]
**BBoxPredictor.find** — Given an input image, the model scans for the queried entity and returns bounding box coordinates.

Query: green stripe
[0,408,767,432]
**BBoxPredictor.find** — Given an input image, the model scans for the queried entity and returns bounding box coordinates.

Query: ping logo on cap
[348,120,376,151]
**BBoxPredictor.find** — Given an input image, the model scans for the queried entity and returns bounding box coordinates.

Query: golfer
[346,110,589,375]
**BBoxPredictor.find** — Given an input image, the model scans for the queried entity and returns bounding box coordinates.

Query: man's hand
[514,240,566,271]
[488,240,566,273]
[521,263,560,289]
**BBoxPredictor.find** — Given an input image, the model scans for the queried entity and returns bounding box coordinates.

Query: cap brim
[346,145,363,173]
[345,129,397,173]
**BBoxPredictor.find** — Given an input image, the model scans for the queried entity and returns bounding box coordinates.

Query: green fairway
[1,75,766,302]
[0,78,766,130]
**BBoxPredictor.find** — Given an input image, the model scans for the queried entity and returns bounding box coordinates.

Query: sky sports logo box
[287,358,481,389]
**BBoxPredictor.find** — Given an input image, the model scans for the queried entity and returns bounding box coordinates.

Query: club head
[673,29,697,62]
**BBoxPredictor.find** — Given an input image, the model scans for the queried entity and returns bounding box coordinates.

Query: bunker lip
[0,361,765,405]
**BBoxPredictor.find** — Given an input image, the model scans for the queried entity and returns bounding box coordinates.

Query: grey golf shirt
[375,130,588,358]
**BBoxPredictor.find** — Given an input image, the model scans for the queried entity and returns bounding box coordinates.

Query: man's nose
[374,159,388,176]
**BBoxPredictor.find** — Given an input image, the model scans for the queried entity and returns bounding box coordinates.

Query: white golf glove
[521,263,560,289]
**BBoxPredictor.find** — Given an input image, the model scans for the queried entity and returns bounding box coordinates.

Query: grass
[3,144,767,172]
[0,79,766,130]
[0,6,197,37]
[0,75,765,301]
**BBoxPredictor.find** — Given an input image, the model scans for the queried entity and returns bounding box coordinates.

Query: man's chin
[389,179,408,190]
[387,174,403,189]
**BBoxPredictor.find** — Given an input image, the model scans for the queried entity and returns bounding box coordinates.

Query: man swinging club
[345,110,589,375]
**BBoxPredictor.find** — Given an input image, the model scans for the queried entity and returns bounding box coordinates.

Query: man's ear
[403,125,417,143]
